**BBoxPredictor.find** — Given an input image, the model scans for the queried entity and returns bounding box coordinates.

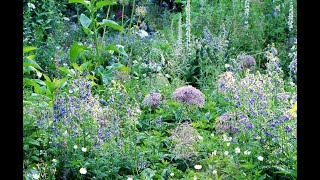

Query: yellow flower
[289,102,297,114]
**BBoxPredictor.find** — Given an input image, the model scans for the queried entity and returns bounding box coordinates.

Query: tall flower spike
[186,0,191,57]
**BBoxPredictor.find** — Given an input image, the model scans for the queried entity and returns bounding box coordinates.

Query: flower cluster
[216,71,236,94]
[143,92,163,108]
[288,0,294,32]
[214,112,251,134]
[244,0,251,28]
[135,6,147,17]
[173,85,205,107]
[170,122,201,159]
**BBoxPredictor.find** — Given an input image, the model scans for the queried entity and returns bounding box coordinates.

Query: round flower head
[79,168,87,174]
[135,6,147,17]
[240,55,256,70]
[143,93,162,108]
[173,85,205,107]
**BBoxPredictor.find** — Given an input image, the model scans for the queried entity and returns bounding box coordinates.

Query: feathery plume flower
[143,93,162,107]
[173,85,205,107]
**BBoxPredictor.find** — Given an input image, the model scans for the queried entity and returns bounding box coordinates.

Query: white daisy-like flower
[82,147,87,152]
[212,150,217,156]
[212,170,217,175]
[224,151,229,156]
[32,174,40,179]
[244,150,251,155]
[258,156,264,161]
[52,159,58,163]
[36,72,42,78]
[211,133,215,137]
[170,172,174,176]
[74,145,78,149]
[226,142,230,146]
[79,168,87,174]
[127,177,133,180]
[194,164,202,170]
[235,147,240,154]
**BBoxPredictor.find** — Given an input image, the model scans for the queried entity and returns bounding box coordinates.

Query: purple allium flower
[173,85,205,107]
[143,92,162,107]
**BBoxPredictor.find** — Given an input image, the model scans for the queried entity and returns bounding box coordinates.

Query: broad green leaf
[28,139,40,146]
[24,79,41,94]
[42,74,51,82]
[70,42,89,63]
[26,54,36,59]
[72,63,81,71]
[86,74,98,80]
[99,19,124,32]
[97,67,113,85]
[95,0,117,9]
[80,62,89,71]
[23,46,37,54]
[79,13,92,28]
[54,77,68,89]
[82,27,93,37]
[34,79,46,86]
[58,67,74,77]
[31,156,40,162]
[23,57,42,70]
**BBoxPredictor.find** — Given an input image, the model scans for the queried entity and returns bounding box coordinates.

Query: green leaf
[34,79,46,86]
[79,13,92,28]
[95,0,117,9]
[68,0,90,7]
[80,61,89,71]
[70,42,89,63]
[31,156,40,162]
[99,19,124,32]
[58,67,74,77]
[97,66,113,85]
[26,54,36,59]
[28,139,40,146]
[54,77,68,89]
[23,46,37,54]
[23,57,42,70]
[105,44,128,57]
[86,74,98,80]
[42,74,51,82]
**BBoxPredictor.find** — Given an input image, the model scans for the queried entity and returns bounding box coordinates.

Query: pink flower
[143,93,162,107]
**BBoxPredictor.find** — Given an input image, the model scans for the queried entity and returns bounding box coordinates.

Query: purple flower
[173,85,205,107]
[143,92,163,108]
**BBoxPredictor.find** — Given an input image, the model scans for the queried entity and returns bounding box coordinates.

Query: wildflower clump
[173,85,205,107]
[216,71,236,94]
[143,92,163,108]
[170,122,201,159]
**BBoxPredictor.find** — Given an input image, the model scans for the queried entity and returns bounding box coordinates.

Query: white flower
[235,147,240,154]
[32,174,40,179]
[79,168,87,174]
[226,142,230,147]
[137,30,148,38]
[109,50,114,54]
[127,177,133,180]
[27,3,36,9]
[193,176,197,180]
[224,151,229,156]
[52,159,58,163]
[36,72,42,78]
[244,150,251,155]
[170,172,174,176]
[212,170,217,175]
[74,145,78,149]
[210,133,214,137]
[63,17,70,21]
[258,156,264,161]
[194,164,202,170]
[212,150,217,156]
[82,147,87,152]
[224,64,231,68]
[198,135,203,140]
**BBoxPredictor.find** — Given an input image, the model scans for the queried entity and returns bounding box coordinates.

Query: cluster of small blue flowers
[202,24,229,57]
[216,45,297,151]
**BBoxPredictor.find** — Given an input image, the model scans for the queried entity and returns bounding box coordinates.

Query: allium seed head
[240,55,256,69]
[143,93,162,107]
